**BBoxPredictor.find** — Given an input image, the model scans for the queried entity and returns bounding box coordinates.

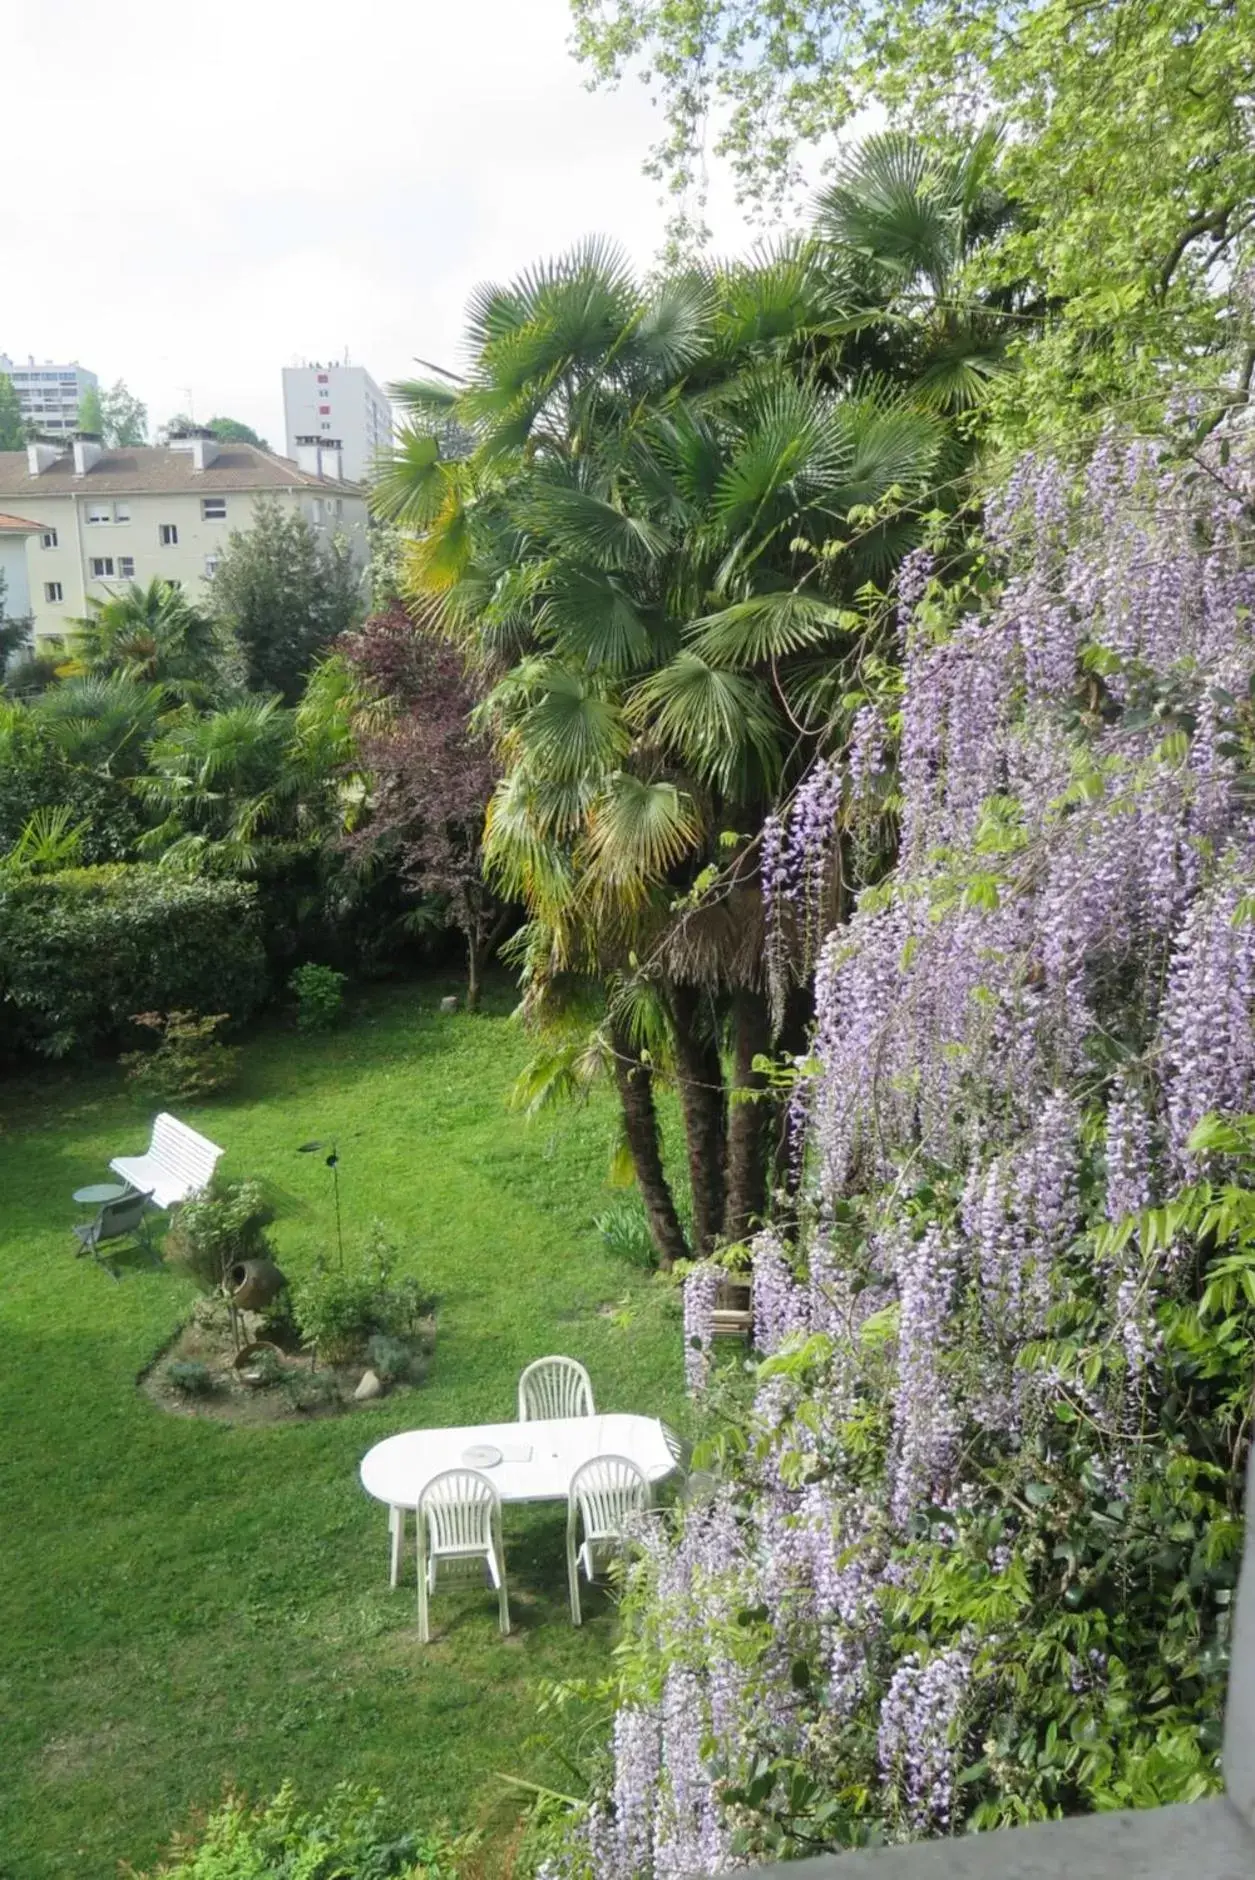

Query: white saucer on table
[463,1443,502,1468]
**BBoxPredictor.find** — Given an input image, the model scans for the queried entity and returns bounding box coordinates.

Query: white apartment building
[282,361,393,485]
[0,432,367,645]
[0,354,98,437]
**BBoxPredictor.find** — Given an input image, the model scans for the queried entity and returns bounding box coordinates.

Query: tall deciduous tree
[76,386,104,436]
[211,499,363,703]
[206,416,268,448]
[571,0,1255,443]
[341,602,507,1008]
[99,380,148,447]
[0,374,24,450]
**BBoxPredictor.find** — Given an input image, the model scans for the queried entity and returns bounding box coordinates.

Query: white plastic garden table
[359,1413,677,1587]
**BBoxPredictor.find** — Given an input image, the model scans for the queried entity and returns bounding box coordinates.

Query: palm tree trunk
[610,1022,688,1271]
[668,981,727,1257]
[724,987,773,1241]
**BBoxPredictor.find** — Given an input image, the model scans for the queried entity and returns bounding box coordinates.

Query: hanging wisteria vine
[537,429,1255,1879]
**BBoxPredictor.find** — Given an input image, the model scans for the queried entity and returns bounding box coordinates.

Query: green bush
[0,865,266,1059]
[132,1780,472,1877]
[367,1332,427,1385]
[164,1177,276,1296]
[121,1011,241,1102]
[289,961,347,1031]
[166,1360,216,1397]
[594,1195,659,1269]
[284,1370,344,1414]
[293,1224,432,1365]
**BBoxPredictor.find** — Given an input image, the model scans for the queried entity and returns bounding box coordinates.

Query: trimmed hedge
[0,865,268,1060]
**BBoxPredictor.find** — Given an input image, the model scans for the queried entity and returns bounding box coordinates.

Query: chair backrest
[149,1112,223,1196]
[419,1469,499,1554]
[518,1355,595,1421]
[660,1422,691,1472]
[98,1189,153,1239]
[570,1453,650,1539]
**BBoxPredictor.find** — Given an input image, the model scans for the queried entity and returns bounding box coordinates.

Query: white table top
[359,1412,676,1509]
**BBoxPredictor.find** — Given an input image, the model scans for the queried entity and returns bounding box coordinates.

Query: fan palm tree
[69,578,224,703]
[374,149,990,1260]
[32,672,167,776]
[813,127,1022,415]
[134,697,305,873]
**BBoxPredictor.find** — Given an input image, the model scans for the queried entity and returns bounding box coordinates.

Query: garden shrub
[130,1779,472,1877]
[164,1178,276,1296]
[293,1223,432,1365]
[121,1011,241,1102]
[165,1360,216,1397]
[289,961,347,1031]
[367,1332,427,1385]
[284,1370,344,1413]
[0,865,266,1059]
[594,1196,658,1269]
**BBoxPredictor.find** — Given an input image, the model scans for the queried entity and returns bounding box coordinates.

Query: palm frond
[688,590,852,666]
[517,668,629,781]
[585,773,701,889]
[370,428,453,527]
[539,569,655,676]
[627,654,783,800]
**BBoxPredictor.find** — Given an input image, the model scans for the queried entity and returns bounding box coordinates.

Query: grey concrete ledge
[743,1798,1255,1880]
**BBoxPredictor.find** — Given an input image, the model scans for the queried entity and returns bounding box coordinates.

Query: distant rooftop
[0,442,361,498]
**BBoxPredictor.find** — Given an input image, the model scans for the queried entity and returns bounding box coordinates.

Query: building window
[86,503,112,524]
[317,373,328,383]
[201,497,227,520]
[204,553,221,578]
[113,501,131,522]
[159,523,178,545]
[321,421,331,429]
[41,529,58,549]
[118,556,135,578]
[90,557,115,578]
[319,405,331,415]
[44,581,63,603]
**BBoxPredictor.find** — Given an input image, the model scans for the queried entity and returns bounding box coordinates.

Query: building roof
[0,511,46,533]
[0,443,362,499]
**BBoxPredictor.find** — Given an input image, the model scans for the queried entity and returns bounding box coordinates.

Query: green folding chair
[72,1189,155,1278]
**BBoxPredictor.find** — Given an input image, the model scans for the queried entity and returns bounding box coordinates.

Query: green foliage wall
[0,865,267,1060]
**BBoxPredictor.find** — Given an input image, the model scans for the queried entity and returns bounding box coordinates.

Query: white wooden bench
[110,1112,223,1210]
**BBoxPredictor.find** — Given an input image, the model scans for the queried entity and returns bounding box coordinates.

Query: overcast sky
[2,0,767,449]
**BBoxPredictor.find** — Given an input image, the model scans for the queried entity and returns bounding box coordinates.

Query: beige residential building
[0,432,368,646]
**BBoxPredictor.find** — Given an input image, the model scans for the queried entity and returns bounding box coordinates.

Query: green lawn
[0,977,684,1880]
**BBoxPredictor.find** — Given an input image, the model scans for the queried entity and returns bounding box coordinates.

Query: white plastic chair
[566,1453,650,1626]
[416,1468,509,1643]
[517,1355,595,1422]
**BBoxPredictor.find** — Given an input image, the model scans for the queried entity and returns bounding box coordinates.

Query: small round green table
[73,1182,128,1206]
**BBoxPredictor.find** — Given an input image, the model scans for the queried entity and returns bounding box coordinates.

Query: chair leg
[417,1539,430,1643]
[389,1506,404,1588]
[567,1528,582,1626]
[496,1541,510,1635]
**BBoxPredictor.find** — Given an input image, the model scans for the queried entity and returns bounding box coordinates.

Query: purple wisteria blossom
[890,1226,959,1527]
[683,1263,722,1395]
[878,1649,971,1832]
[555,433,1255,1880]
